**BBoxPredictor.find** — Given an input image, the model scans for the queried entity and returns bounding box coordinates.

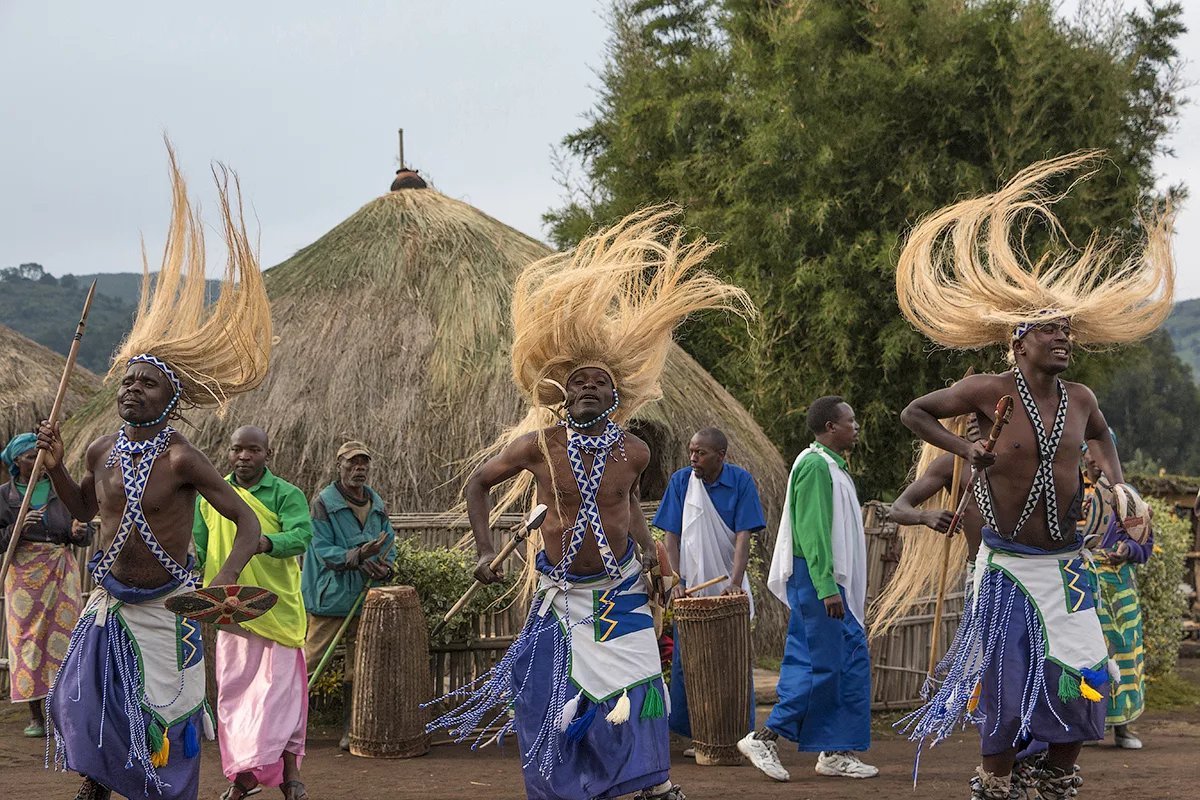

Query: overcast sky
[1,1,1196,297]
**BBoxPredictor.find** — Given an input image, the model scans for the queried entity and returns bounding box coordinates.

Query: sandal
[281,780,309,800]
[633,785,686,800]
[23,721,45,737]
[220,782,262,800]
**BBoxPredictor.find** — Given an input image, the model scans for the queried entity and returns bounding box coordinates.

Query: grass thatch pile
[0,323,101,442]
[61,188,792,650]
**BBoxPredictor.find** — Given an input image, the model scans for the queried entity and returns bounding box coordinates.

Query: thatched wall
[0,323,101,442]
[59,188,790,652]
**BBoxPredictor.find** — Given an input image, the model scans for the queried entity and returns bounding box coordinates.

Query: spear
[1,282,97,585]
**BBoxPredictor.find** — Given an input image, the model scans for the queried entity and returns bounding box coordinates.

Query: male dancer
[37,146,273,800]
[894,153,1172,799]
[428,207,751,800]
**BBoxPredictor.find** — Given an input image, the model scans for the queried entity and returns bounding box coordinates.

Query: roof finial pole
[398,128,405,170]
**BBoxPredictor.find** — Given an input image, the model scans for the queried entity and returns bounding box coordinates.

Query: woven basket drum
[674,593,752,766]
[349,585,432,758]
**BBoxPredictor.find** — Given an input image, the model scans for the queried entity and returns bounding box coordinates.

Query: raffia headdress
[110,142,272,412]
[895,151,1174,350]
[510,205,753,421]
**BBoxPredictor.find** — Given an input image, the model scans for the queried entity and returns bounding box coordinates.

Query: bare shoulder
[84,433,118,470]
[961,372,1012,394]
[622,431,651,468]
[1062,379,1099,406]
[164,432,216,475]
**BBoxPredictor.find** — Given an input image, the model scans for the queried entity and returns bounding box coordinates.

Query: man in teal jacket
[301,440,394,750]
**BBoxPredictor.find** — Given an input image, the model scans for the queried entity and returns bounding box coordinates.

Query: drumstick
[684,574,729,596]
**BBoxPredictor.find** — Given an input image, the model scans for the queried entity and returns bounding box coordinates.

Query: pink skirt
[215,627,308,786]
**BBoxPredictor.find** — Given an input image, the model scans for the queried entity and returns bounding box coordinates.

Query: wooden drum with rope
[349,585,432,758]
[673,593,752,766]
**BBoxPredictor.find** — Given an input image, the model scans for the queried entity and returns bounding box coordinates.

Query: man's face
[1013,319,1072,375]
[565,368,615,425]
[825,403,860,453]
[338,454,371,489]
[688,434,726,483]
[116,362,176,425]
[1082,449,1102,482]
[228,429,270,485]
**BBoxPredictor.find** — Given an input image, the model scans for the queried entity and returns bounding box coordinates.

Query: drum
[349,585,432,758]
[673,593,752,766]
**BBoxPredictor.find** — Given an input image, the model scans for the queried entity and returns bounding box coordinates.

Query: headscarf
[1,433,37,480]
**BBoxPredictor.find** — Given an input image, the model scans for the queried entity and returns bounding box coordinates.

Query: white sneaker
[815,750,878,779]
[682,747,695,758]
[736,733,790,782]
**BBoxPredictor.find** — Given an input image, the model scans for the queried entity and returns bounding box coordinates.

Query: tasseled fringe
[1080,667,1109,702]
[1057,671,1081,702]
[1106,658,1120,684]
[605,689,631,725]
[966,682,981,714]
[147,720,166,762]
[203,702,216,740]
[640,681,665,720]
[565,701,598,742]
[558,691,583,733]
[150,728,170,768]
[183,719,200,758]
[1080,680,1103,702]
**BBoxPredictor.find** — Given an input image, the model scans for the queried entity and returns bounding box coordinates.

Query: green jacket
[300,482,395,617]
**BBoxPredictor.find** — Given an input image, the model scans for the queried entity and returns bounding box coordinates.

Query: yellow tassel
[151,734,170,768]
[966,682,982,713]
[605,689,631,725]
[1080,679,1103,702]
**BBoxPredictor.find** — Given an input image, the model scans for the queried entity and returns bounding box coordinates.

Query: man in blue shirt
[652,427,766,755]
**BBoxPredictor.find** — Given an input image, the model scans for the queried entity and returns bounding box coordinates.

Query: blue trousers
[764,558,871,752]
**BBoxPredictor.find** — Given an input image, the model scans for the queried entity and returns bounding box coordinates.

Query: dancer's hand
[964,439,996,470]
[21,508,44,530]
[35,420,63,469]
[922,509,956,534]
[255,535,274,554]
[671,584,686,601]
[474,553,503,584]
[823,594,845,619]
[721,582,745,596]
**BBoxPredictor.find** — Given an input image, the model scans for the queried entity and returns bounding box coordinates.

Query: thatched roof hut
[1,324,101,443]
[61,186,791,647]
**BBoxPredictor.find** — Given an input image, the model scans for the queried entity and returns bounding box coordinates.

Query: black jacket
[0,479,94,552]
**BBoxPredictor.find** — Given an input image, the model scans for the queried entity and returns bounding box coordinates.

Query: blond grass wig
[110,142,271,410]
[511,205,754,419]
[896,151,1174,350]
[479,206,754,598]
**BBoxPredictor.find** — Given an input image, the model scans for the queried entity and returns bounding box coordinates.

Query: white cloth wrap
[535,551,661,702]
[87,583,211,732]
[680,471,754,618]
[976,544,1109,673]
[768,445,867,624]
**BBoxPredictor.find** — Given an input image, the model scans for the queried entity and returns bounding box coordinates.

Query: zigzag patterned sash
[91,426,195,586]
[549,421,626,582]
[974,368,1069,541]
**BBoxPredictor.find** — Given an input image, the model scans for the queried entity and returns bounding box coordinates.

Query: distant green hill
[1163,298,1200,381]
[0,265,220,373]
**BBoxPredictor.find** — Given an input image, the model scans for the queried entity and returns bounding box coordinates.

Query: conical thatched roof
[61,188,791,648]
[1,324,102,443]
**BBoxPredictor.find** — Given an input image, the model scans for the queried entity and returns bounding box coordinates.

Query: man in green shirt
[194,426,313,800]
[739,396,877,781]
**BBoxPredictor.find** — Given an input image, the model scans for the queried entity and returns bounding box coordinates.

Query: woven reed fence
[3,504,958,715]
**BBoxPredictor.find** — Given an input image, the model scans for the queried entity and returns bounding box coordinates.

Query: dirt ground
[4,662,1198,800]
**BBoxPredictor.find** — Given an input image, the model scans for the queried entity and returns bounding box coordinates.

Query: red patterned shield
[165,585,279,625]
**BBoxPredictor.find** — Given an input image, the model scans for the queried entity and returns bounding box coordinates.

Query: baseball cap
[336,440,372,461]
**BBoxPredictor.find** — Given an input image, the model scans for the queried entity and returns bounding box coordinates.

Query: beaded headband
[1012,310,1069,340]
[125,353,182,428]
